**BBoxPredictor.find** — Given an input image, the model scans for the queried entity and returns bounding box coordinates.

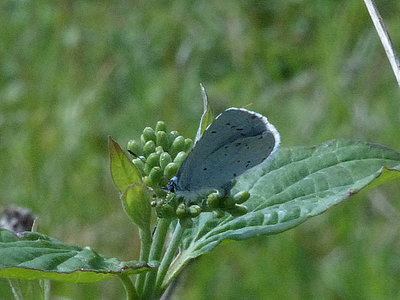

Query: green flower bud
[143,162,152,175]
[159,152,172,170]
[188,205,202,217]
[132,158,145,173]
[221,195,236,208]
[149,167,163,186]
[233,191,250,204]
[156,131,170,151]
[140,134,146,145]
[168,130,179,142]
[142,127,156,142]
[127,139,143,156]
[170,136,186,157]
[184,138,193,152]
[163,162,179,178]
[155,200,173,218]
[229,204,248,216]
[147,152,160,168]
[155,121,167,133]
[155,146,164,154]
[176,203,187,217]
[207,192,222,208]
[157,203,175,218]
[173,151,187,166]
[143,140,156,157]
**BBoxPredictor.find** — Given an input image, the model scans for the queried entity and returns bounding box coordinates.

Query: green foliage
[0,229,152,283]
[1,0,400,299]
[6,101,400,299]
[160,140,400,290]
[2,130,400,299]
[109,137,142,193]
[121,184,152,233]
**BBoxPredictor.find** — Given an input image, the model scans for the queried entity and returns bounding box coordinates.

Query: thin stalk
[155,221,184,296]
[141,218,172,299]
[158,247,191,293]
[135,228,152,293]
[363,0,400,86]
[8,279,23,300]
[119,274,139,300]
[8,278,50,300]
[39,280,50,300]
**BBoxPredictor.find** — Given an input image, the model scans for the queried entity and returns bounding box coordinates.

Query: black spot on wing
[175,108,278,192]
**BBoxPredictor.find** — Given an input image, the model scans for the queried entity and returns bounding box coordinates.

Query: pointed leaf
[109,137,142,193]
[195,84,214,143]
[121,183,152,232]
[0,229,152,283]
[164,140,400,288]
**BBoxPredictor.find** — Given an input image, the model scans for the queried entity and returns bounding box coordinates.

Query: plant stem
[8,279,23,300]
[119,274,139,300]
[158,246,190,293]
[141,218,171,299]
[154,221,184,296]
[135,228,152,293]
[8,278,51,300]
[363,0,400,86]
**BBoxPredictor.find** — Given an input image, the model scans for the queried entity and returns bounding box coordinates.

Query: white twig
[363,0,400,87]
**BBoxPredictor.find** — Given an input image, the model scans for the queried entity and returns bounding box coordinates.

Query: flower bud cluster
[206,190,250,217]
[127,121,193,197]
[153,188,250,227]
[128,121,251,227]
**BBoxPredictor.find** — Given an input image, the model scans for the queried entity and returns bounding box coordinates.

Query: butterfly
[168,108,280,202]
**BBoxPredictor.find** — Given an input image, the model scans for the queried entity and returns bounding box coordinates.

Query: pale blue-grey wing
[176,108,280,192]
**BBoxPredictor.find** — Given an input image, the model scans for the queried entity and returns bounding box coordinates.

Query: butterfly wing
[175,108,280,192]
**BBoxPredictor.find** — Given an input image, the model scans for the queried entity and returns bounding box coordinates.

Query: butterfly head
[167,176,178,193]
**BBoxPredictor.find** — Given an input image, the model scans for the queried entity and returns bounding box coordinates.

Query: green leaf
[121,183,152,232]
[162,140,400,288]
[0,229,152,283]
[109,136,142,193]
[195,84,214,143]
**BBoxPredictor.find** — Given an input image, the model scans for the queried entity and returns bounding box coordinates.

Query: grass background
[1,0,400,299]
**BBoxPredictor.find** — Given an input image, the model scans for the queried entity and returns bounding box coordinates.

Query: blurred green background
[1,0,400,299]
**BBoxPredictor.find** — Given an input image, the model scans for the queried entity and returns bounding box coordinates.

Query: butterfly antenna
[127,149,137,157]
[127,150,146,163]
